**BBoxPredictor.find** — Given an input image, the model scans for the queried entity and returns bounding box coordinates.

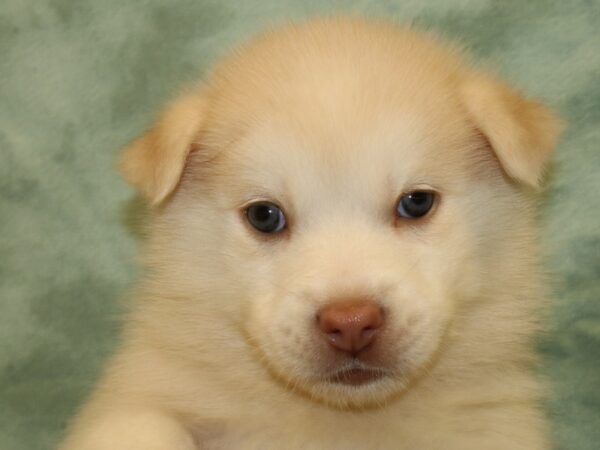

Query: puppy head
[121,18,562,409]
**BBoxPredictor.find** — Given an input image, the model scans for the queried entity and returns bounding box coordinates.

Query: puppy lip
[326,367,387,386]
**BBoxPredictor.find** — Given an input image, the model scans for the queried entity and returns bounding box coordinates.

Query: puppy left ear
[461,73,564,189]
[119,88,208,206]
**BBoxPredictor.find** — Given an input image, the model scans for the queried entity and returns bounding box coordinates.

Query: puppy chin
[261,355,415,410]
[305,369,408,410]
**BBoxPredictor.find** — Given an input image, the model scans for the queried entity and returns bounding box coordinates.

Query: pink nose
[317,301,384,354]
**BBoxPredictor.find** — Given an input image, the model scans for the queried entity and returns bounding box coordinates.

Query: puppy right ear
[119,88,208,206]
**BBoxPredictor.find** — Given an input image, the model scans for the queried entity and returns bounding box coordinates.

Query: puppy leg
[59,408,197,450]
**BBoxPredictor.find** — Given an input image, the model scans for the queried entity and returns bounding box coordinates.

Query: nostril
[328,329,342,338]
[362,326,376,337]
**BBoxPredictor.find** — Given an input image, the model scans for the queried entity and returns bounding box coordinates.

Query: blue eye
[396,191,435,219]
[246,202,286,233]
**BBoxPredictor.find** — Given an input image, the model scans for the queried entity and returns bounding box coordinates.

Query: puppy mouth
[325,364,388,386]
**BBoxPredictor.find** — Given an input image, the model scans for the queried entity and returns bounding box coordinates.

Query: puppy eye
[396,191,435,219]
[246,202,286,233]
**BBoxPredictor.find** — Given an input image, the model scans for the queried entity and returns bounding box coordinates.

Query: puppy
[60,16,563,450]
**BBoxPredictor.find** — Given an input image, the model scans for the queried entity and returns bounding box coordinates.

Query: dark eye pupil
[397,191,434,219]
[247,202,285,233]
[253,205,273,222]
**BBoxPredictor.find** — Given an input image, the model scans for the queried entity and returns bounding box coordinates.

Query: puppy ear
[119,88,207,205]
[461,74,564,189]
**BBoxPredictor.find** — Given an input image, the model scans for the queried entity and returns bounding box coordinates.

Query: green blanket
[1,1,598,449]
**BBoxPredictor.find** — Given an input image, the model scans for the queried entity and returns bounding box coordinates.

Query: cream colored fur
[60,17,563,450]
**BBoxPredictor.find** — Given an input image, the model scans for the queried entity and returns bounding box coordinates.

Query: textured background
[1,1,599,449]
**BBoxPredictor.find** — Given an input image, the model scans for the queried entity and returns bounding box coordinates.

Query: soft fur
[60,17,563,450]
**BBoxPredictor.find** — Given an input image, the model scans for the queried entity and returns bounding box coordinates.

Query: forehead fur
[200,17,473,152]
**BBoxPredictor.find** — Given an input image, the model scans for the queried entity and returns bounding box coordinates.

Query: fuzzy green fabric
[1,1,599,449]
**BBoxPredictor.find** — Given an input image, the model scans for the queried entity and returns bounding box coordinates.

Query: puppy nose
[317,301,383,354]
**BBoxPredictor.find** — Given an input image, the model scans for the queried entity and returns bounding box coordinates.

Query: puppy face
[121,18,562,408]
[213,113,481,406]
